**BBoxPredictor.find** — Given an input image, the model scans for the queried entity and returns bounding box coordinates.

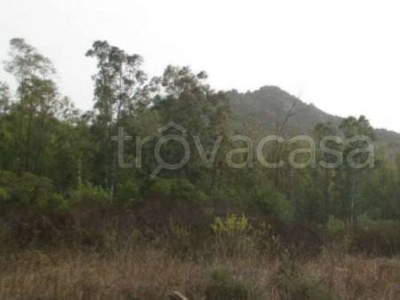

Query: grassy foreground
[1,246,400,300]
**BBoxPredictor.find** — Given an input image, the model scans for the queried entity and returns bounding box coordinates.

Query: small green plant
[324,216,349,252]
[103,228,118,251]
[211,214,251,237]
[168,219,192,256]
[70,182,111,205]
[211,214,255,256]
[294,279,336,300]
[39,192,70,213]
[255,222,284,258]
[115,180,141,206]
[274,256,336,300]
[148,178,171,197]
[170,219,190,240]
[0,171,15,204]
[274,254,300,297]
[205,267,253,300]
[325,215,345,236]
[0,187,10,203]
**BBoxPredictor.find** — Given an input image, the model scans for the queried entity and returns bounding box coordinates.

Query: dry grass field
[1,246,400,300]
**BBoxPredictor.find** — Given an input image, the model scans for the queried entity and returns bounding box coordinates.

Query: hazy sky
[1,0,399,131]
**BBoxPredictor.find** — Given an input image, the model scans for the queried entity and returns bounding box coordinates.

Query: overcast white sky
[1,0,399,131]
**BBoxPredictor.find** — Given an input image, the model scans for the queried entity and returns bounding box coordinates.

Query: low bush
[0,171,68,213]
[147,178,207,202]
[274,257,335,300]
[69,182,111,206]
[294,279,336,300]
[324,215,346,237]
[40,192,70,213]
[205,268,254,300]
[211,214,256,257]
[0,170,17,203]
[115,180,141,206]
[256,188,294,222]
[273,255,300,298]
[349,220,400,256]
[211,214,251,237]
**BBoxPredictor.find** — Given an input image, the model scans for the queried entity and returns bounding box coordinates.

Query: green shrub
[325,215,345,237]
[0,171,69,214]
[147,178,206,202]
[211,214,255,256]
[210,186,245,202]
[359,208,382,221]
[172,178,206,201]
[167,219,192,257]
[294,279,336,300]
[14,172,53,206]
[205,268,253,300]
[211,214,251,237]
[0,170,17,203]
[115,180,141,206]
[0,187,10,203]
[256,188,294,222]
[70,182,111,205]
[41,193,70,213]
[148,178,171,197]
[274,257,335,300]
[274,255,300,297]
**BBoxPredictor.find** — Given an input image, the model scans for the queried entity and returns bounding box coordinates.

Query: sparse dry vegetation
[1,246,400,299]
[1,199,400,300]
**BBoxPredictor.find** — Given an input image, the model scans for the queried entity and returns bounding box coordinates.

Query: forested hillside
[229,86,400,145]
[1,38,400,299]
[229,86,340,133]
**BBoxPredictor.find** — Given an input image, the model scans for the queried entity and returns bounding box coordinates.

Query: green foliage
[205,268,253,300]
[115,180,141,206]
[211,214,256,256]
[15,173,53,206]
[274,256,336,300]
[70,183,111,205]
[0,82,10,112]
[274,255,301,297]
[0,188,9,202]
[294,279,336,300]
[256,188,294,222]
[2,37,400,259]
[42,193,70,213]
[169,219,191,240]
[167,219,192,257]
[148,178,172,197]
[147,178,206,202]
[0,170,16,203]
[0,171,69,213]
[325,215,345,237]
[358,209,382,222]
[211,214,251,237]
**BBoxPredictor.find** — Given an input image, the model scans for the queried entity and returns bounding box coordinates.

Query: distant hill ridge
[227,85,400,145]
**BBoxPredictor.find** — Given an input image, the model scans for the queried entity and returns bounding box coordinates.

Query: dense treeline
[3,38,400,299]
[1,38,400,250]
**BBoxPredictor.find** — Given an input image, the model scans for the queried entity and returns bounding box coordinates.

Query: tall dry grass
[0,246,400,299]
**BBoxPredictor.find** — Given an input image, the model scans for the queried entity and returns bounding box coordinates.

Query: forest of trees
[1,37,399,225]
[2,37,400,299]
